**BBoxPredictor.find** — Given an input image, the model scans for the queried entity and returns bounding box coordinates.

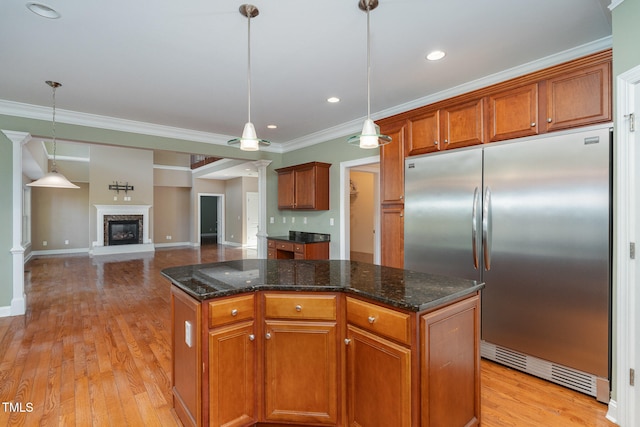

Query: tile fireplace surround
[92,205,154,256]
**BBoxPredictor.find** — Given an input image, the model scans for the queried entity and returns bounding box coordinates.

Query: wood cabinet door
[489,83,539,142]
[263,320,338,425]
[381,205,404,269]
[277,169,295,209]
[209,321,256,427]
[421,295,480,427]
[441,98,486,150]
[346,325,412,427]
[407,109,441,156]
[292,165,317,209]
[379,120,406,204]
[545,62,611,132]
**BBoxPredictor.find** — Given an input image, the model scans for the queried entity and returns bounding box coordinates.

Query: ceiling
[1,0,612,155]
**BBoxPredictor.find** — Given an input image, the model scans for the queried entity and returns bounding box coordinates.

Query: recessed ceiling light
[267,124,277,129]
[26,2,61,19]
[327,97,340,103]
[426,50,446,61]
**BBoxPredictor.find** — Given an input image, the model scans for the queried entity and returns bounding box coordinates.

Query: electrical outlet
[42,241,47,247]
[330,218,335,226]
[64,240,69,245]
[185,321,192,347]
[291,217,295,224]
[303,217,307,224]
[282,217,286,224]
[113,196,118,201]
[270,217,274,224]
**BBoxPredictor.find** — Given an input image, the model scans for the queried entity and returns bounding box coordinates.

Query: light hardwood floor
[0,246,615,426]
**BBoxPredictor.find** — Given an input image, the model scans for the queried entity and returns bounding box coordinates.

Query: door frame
[339,156,380,263]
[610,63,640,426]
[198,193,224,245]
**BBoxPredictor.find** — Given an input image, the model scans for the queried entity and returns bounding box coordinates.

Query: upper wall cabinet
[275,162,331,210]
[489,83,539,142]
[379,120,407,205]
[387,50,611,152]
[544,62,611,132]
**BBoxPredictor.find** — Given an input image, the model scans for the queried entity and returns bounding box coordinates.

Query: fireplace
[108,219,140,245]
[93,205,153,256]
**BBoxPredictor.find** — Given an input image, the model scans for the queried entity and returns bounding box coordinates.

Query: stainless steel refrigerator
[404,125,611,401]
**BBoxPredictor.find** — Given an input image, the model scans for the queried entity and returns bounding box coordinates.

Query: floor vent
[481,340,598,398]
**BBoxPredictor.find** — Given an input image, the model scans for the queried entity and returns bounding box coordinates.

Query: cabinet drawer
[209,294,255,328]
[346,297,411,345]
[267,240,275,249]
[264,293,337,321]
[275,241,294,252]
[294,244,304,254]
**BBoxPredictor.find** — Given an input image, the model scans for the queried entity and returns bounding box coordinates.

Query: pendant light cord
[247,9,252,124]
[366,4,371,120]
[51,84,58,171]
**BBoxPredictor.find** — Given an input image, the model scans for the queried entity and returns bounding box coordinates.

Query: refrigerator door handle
[472,186,480,269]
[483,186,492,271]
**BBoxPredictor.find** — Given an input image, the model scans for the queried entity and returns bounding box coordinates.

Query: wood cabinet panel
[171,287,201,427]
[266,239,329,260]
[379,120,406,205]
[276,169,295,209]
[209,321,256,427]
[381,205,404,269]
[489,83,539,141]
[421,295,480,427]
[545,61,611,132]
[346,325,412,427]
[441,98,486,150]
[263,320,338,425]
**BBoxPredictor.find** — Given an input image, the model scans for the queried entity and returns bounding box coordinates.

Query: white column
[2,130,30,316]
[253,159,272,259]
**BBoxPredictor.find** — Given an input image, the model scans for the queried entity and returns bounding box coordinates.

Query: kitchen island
[162,259,483,427]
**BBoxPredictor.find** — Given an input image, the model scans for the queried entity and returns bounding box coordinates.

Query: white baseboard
[154,242,192,249]
[30,248,90,257]
[606,399,618,425]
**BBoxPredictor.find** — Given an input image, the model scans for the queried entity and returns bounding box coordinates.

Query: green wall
[613,0,640,77]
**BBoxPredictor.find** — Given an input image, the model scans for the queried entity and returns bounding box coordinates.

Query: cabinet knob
[400,195,404,200]
[547,118,553,123]
[530,122,536,127]
[344,338,351,345]
[444,139,448,143]
[433,140,438,145]
[249,334,255,341]
[295,305,302,312]
[231,309,238,317]
[265,332,271,339]
[368,316,376,324]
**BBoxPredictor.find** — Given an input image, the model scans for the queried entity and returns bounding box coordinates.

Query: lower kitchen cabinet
[346,325,412,427]
[209,321,256,427]
[170,287,480,427]
[264,321,338,424]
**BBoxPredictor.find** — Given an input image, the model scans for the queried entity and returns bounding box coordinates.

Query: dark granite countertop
[161,259,483,312]
[268,231,331,243]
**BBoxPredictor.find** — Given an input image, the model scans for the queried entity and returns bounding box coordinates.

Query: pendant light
[228,4,270,151]
[347,0,391,149]
[27,81,80,189]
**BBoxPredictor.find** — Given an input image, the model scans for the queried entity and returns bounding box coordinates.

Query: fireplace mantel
[92,205,154,256]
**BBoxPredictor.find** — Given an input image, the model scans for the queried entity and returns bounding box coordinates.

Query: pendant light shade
[27,81,80,189]
[228,4,270,151]
[347,0,391,149]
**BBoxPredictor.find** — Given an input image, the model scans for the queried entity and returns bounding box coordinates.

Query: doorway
[246,191,259,247]
[339,156,380,264]
[199,194,224,245]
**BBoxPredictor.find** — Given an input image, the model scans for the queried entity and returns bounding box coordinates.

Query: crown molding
[609,0,624,10]
[0,36,612,154]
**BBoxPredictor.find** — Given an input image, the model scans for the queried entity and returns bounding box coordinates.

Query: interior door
[246,192,258,247]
